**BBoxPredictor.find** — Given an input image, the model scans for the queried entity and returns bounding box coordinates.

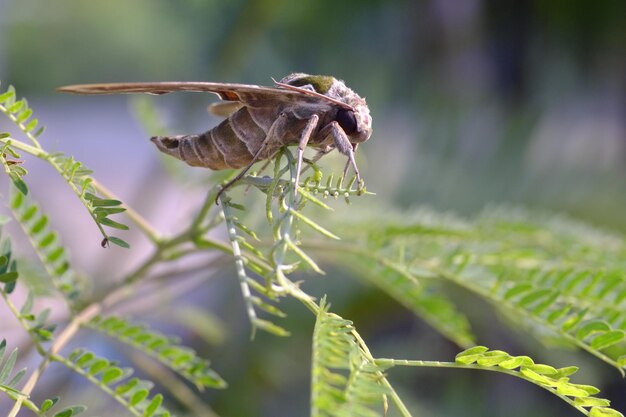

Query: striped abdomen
[151,106,308,170]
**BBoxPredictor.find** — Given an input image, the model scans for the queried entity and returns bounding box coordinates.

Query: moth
[58,73,372,199]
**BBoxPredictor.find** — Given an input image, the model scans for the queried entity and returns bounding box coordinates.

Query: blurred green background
[0,0,625,416]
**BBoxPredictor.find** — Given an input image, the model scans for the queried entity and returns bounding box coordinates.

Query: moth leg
[299,145,335,177]
[328,121,362,187]
[339,143,359,188]
[242,150,279,194]
[216,112,289,203]
[310,145,335,164]
[294,115,319,197]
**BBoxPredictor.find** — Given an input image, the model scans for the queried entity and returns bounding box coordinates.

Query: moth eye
[336,109,357,134]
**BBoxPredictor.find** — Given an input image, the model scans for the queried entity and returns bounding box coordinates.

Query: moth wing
[57,81,353,110]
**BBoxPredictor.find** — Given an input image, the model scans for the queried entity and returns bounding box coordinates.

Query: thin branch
[0,291,46,356]
[374,358,587,415]
[8,302,102,417]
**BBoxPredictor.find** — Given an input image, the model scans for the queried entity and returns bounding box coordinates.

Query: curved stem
[8,302,102,417]
[374,359,587,415]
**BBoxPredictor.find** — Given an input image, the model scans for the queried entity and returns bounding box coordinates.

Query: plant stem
[374,359,587,415]
[351,332,413,417]
[220,194,258,327]
[0,291,46,356]
[0,137,44,157]
[8,302,103,417]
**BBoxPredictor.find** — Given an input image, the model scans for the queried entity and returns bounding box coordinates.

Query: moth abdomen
[151,107,273,170]
[151,133,229,170]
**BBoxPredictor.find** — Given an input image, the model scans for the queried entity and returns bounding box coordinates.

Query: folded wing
[57,81,350,110]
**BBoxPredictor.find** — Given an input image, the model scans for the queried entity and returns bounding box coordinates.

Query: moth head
[280,73,372,143]
[337,98,372,143]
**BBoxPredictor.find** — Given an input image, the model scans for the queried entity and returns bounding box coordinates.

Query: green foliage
[50,405,86,417]
[0,239,55,344]
[454,346,623,417]
[10,188,82,302]
[58,349,172,417]
[0,141,29,195]
[46,153,130,248]
[0,237,19,290]
[311,301,389,417]
[0,82,228,417]
[0,83,45,145]
[0,339,85,417]
[329,206,626,375]
[0,339,27,395]
[217,148,369,337]
[1,79,626,417]
[341,249,475,347]
[86,315,226,390]
[17,291,57,343]
[0,82,129,249]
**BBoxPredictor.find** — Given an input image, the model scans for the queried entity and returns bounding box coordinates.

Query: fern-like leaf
[341,249,475,347]
[0,237,56,347]
[377,345,624,416]
[220,194,290,337]
[0,82,45,146]
[300,170,371,204]
[0,81,129,248]
[0,140,29,195]
[0,339,26,391]
[218,148,370,336]
[454,346,624,416]
[46,153,130,248]
[16,291,57,343]
[0,237,19,292]
[311,300,389,417]
[10,187,82,302]
[335,206,626,374]
[0,339,48,414]
[50,405,87,417]
[56,349,173,417]
[86,315,227,390]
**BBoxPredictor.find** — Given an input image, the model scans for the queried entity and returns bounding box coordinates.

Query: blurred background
[0,0,625,416]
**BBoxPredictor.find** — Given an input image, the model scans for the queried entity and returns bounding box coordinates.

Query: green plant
[1,82,624,416]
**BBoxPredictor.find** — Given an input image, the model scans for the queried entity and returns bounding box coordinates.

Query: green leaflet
[106,236,130,248]
[339,251,475,348]
[220,195,288,337]
[0,142,29,196]
[0,82,129,247]
[1,79,625,417]
[87,315,227,390]
[10,189,82,302]
[52,405,86,417]
[0,85,43,145]
[217,147,371,339]
[311,301,389,417]
[40,397,59,412]
[452,346,621,416]
[334,206,626,374]
[589,407,624,417]
[57,349,174,417]
[0,339,67,413]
